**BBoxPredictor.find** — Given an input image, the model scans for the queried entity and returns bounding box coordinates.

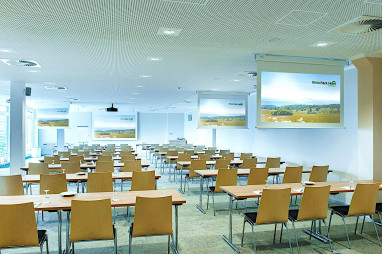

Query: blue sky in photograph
[261,72,340,106]
[38,108,69,120]
[200,98,246,117]
[94,115,136,130]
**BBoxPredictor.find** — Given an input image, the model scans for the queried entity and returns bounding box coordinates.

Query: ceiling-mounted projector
[106,104,118,112]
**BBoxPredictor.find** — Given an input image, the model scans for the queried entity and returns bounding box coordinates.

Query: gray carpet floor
[1,156,382,254]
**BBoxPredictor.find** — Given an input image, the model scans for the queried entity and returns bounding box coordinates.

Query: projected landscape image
[200,99,246,127]
[93,115,136,139]
[261,72,341,123]
[38,108,69,127]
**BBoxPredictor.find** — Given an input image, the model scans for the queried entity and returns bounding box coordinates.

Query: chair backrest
[194,147,204,152]
[265,157,281,168]
[176,147,185,152]
[219,149,230,155]
[222,153,234,160]
[69,155,84,163]
[297,185,330,221]
[70,199,114,242]
[241,158,258,169]
[98,155,112,161]
[256,188,291,224]
[120,146,132,151]
[214,168,238,193]
[40,174,68,195]
[215,159,230,170]
[132,196,172,237]
[0,202,39,247]
[178,154,191,162]
[309,165,329,182]
[87,172,113,193]
[198,154,211,161]
[44,155,60,164]
[69,148,78,154]
[167,150,178,157]
[240,153,253,160]
[121,155,136,161]
[189,160,207,178]
[102,151,114,156]
[95,161,114,173]
[58,151,70,158]
[119,151,133,157]
[131,171,156,191]
[28,163,49,175]
[61,162,81,174]
[208,147,216,150]
[282,166,303,184]
[0,175,24,196]
[247,167,269,185]
[77,151,90,157]
[121,160,141,172]
[205,149,216,155]
[348,183,379,216]
[184,149,194,155]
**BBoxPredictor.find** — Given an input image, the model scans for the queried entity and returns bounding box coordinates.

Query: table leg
[58,210,62,254]
[179,165,184,194]
[196,176,206,214]
[175,205,179,249]
[66,211,71,253]
[302,219,332,243]
[222,195,240,252]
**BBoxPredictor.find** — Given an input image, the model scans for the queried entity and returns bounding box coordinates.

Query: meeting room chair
[87,172,113,193]
[69,155,84,164]
[207,168,238,216]
[129,196,176,254]
[215,159,230,170]
[131,170,156,191]
[205,149,216,155]
[29,163,50,175]
[44,155,60,165]
[165,150,178,168]
[95,161,114,173]
[309,165,329,182]
[266,157,281,168]
[0,175,24,196]
[69,148,78,154]
[282,166,303,184]
[70,199,117,253]
[39,174,67,222]
[198,154,211,169]
[102,151,114,156]
[0,202,49,254]
[241,188,293,253]
[61,162,82,174]
[58,151,70,158]
[328,183,381,248]
[247,168,269,185]
[98,155,113,161]
[184,149,195,155]
[184,160,207,194]
[240,153,253,160]
[120,160,142,191]
[120,150,134,157]
[222,153,234,160]
[120,154,136,161]
[241,158,258,169]
[219,149,230,155]
[282,185,333,253]
[77,150,90,157]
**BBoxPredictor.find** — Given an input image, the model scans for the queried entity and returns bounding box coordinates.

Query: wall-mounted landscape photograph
[93,114,137,139]
[261,72,341,124]
[199,98,246,127]
[38,108,69,127]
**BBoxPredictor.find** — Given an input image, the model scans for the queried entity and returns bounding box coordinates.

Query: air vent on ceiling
[0,59,41,67]
[330,15,382,35]
[163,0,209,5]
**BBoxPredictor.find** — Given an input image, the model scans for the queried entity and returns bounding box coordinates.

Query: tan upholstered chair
[219,149,230,155]
[309,165,329,182]
[69,155,84,164]
[241,158,258,169]
[328,183,381,248]
[184,160,207,194]
[98,155,112,161]
[58,151,70,158]
[40,174,67,194]
[120,155,136,161]
[131,171,156,191]
[87,172,113,193]
[265,157,281,168]
[77,151,90,157]
[282,166,303,184]
[222,153,234,160]
[70,199,116,253]
[241,188,292,253]
[95,161,114,173]
[205,149,216,155]
[44,155,60,164]
[285,185,333,253]
[215,159,230,170]
[60,162,82,174]
[120,150,134,157]
[0,203,49,253]
[0,175,24,196]
[102,151,114,156]
[198,154,210,161]
[184,149,194,155]
[129,196,175,253]
[28,163,50,175]
[240,153,253,160]
[176,154,191,170]
[120,160,141,172]
[247,168,269,185]
[207,168,237,216]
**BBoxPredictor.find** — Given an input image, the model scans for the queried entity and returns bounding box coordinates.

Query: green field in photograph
[38,119,69,127]
[94,129,135,139]
[200,116,246,127]
[261,109,340,123]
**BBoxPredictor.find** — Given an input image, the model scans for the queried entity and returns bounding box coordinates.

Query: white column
[10,81,26,174]
[57,129,65,151]
[212,129,216,147]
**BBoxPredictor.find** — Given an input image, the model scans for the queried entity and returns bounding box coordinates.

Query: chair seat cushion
[38,230,47,245]
[331,205,350,216]
[244,212,258,224]
[376,203,382,213]
[288,209,299,221]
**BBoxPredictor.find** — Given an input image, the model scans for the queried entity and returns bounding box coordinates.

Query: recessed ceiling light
[0,48,15,53]
[310,41,335,47]
[212,89,219,91]
[157,27,182,36]
[147,57,163,61]
[43,85,57,90]
[233,79,241,82]
[132,92,140,95]
[139,75,151,78]
[69,98,79,101]
[317,42,328,47]
[136,85,145,88]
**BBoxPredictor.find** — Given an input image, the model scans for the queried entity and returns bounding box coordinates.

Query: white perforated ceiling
[0,0,380,111]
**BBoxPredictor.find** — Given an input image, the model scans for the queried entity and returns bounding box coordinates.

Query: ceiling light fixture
[139,75,151,78]
[163,30,176,35]
[0,48,15,53]
[316,42,328,47]
[157,27,182,36]
[310,41,335,47]
[233,79,241,82]
[136,85,145,88]
[43,85,57,90]
[147,57,162,61]
[132,92,140,95]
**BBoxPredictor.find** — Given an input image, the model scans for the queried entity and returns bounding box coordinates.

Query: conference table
[193,167,333,214]
[40,156,142,163]
[0,190,186,254]
[219,180,382,253]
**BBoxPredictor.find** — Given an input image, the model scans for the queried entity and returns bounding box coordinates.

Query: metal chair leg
[370,214,382,246]
[309,220,314,240]
[212,193,216,216]
[328,210,334,233]
[291,221,300,254]
[279,223,283,243]
[241,219,246,247]
[341,216,351,249]
[251,224,257,254]
[361,215,366,234]
[114,228,117,254]
[128,231,132,254]
[206,191,210,210]
[323,219,334,252]
[168,235,170,254]
[355,216,359,235]
[284,223,293,254]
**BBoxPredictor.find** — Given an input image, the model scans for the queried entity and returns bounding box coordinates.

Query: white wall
[185,67,359,181]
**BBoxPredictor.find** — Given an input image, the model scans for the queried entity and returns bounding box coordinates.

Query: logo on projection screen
[312,80,337,87]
